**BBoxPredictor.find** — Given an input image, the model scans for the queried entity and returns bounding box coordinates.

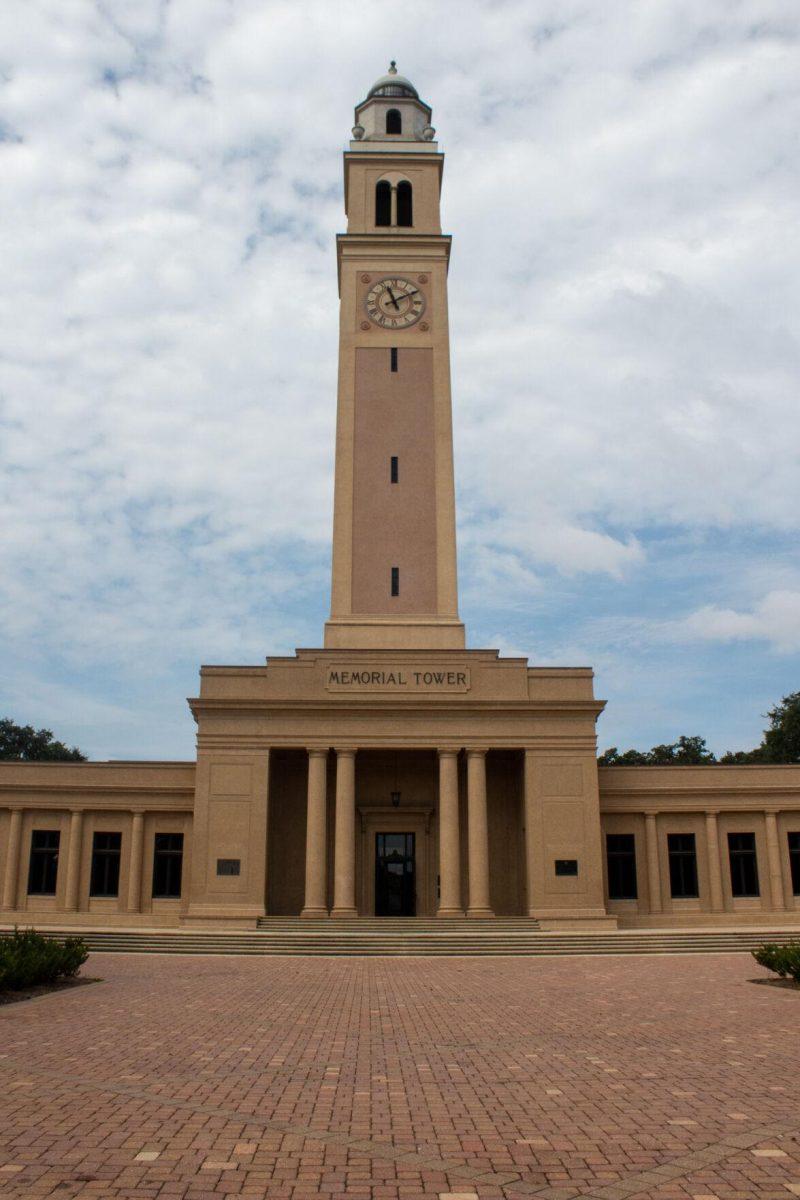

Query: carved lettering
[325,666,471,693]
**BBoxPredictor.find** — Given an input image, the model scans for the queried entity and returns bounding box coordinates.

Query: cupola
[351,62,436,146]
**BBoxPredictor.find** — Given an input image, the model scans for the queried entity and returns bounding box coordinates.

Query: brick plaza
[0,952,799,1199]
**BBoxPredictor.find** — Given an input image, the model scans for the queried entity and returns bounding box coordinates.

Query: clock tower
[324,63,465,651]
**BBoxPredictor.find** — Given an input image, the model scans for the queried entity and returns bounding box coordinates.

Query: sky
[1,0,799,761]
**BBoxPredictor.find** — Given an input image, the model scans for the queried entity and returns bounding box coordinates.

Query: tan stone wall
[186,752,269,923]
[0,761,194,926]
[343,152,443,236]
[351,348,437,615]
[599,765,800,927]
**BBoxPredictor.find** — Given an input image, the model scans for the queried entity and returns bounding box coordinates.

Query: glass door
[375,832,416,916]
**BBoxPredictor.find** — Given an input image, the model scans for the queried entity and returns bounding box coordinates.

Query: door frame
[357,808,433,916]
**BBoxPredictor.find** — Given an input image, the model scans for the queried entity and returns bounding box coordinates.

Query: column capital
[334,746,358,757]
[437,746,461,758]
[705,809,720,818]
[466,746,490,758]
[306,746,330,758]
[645,810,659,820]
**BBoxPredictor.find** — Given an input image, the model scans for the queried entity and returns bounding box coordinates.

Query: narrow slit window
[390,347,398,372]
[390,456,398,483]
[391,567,399,596]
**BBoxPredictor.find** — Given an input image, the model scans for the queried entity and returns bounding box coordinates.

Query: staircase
[13,920,800,957]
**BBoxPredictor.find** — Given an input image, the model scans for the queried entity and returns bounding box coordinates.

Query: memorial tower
[324,63,465,650]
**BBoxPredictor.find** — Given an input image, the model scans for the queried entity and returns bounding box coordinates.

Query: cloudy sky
[2,0,799,761]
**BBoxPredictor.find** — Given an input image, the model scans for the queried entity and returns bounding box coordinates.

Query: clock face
[365,277,426,329]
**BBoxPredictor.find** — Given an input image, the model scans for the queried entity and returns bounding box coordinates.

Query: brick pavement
[0,952,798,1199]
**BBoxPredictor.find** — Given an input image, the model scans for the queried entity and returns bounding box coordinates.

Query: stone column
[644,812,662,914]
[437,748,462,916]
[704,811,725,913]
[390,185,398,227]
[523,750,539,917]
[466,748,493,918]
[764,811,786,911]
[332,748,357,917]
[301,748,329,917]
[63,810,84,912]
[127,811,145,914]
[2,808,23,911]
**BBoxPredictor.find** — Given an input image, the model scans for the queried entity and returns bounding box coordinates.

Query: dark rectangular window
[668,833,698,898]
[90,831,122,897]
[391,566,399,596]
[152,832,184,899]
[606,833,638,900]
[554,859,578,876]
[789,832,800,895]
[786,830,800,897]
[728,831,759,897]
[390,455,398,483]
[27,830,60,896]
[390,347,398,372]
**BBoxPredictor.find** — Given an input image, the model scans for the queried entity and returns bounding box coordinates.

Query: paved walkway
[0,953,798,1199]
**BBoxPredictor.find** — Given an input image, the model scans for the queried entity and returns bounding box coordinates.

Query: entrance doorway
[375,832,416,916]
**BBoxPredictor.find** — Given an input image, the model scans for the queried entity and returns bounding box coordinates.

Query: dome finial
[388,60,397,74]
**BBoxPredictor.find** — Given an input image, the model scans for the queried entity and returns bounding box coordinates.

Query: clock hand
[384,287,421,311]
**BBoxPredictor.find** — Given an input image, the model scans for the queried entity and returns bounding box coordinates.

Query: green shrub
[752,941,800,980]
[0,928,88,991]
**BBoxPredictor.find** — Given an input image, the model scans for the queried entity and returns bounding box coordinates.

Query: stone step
[18,926,799,956]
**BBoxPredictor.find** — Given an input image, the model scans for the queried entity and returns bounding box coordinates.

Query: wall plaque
[326,666,471,693]
[216,858,241,876]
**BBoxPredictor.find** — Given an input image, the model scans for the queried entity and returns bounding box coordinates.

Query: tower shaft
[324,67,464,650]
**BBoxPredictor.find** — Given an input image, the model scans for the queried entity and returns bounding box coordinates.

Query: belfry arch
[374,174,413,230]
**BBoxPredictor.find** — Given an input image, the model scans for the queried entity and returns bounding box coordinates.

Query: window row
[606,830,800,901]
[27,830,184,899]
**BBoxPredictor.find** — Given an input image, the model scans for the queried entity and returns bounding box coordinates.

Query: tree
[647,736,717,765]
[599,736,716,766]
[598,747,649,766]
[599,692,800,765]
[720,692,800,765]
[0,719,86,762]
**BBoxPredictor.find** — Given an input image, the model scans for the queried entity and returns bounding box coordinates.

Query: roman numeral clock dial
[365,277,426,329]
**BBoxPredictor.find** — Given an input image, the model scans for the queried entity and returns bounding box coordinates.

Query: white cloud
[1,0,799,754]
[676,590,800,653]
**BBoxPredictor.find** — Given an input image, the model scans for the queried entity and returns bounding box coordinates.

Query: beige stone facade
[2,67,799,932]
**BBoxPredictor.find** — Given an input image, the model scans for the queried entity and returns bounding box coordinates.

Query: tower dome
[352,62,433,144]
[366,61,419,100]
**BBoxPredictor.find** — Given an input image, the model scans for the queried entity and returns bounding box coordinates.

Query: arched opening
[375,180,391,227]
[397,180,412,227]
[386,108,402,135]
